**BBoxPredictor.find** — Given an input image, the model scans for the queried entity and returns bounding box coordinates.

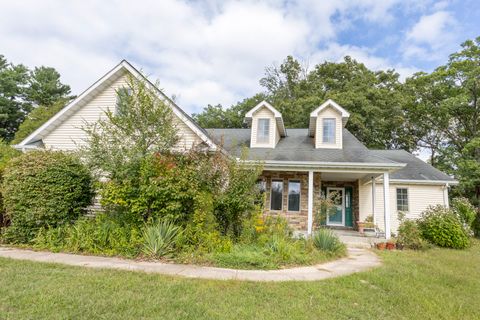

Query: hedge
[1,151,94,243]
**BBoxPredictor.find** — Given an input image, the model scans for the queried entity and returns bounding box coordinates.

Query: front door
[326,187,345,226]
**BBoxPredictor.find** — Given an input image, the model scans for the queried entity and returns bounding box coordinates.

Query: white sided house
[16,60,457,239]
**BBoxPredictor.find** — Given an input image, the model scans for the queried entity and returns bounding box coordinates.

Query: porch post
[443,183,450,208]
[383,172,391,240]
[371,176,376,227]
[307,170,314,236]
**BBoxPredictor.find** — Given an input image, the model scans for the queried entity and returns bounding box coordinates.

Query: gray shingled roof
[369,150,455,182]
[207,128,397,164]
[206,128,456,182]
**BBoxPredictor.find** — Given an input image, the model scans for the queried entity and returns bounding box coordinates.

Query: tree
[193,93,266,128]
[0,55,31,141]
[195,55,416,151]
[409,37,480,204]
[81,74,179,181]
[457,138,480,206]
[26,66,72,107]
[12,98,68,144]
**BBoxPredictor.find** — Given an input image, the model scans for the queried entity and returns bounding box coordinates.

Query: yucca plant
[142,221,181,258]
[312,228,344,253]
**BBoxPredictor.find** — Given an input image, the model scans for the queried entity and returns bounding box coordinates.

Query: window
[270,180,283,210]
[115,87,133,115]
[288,180,301,212]
[396,188,409,212]
[257,118,270,143]
[256,180,266,194]
[322,118,336,143]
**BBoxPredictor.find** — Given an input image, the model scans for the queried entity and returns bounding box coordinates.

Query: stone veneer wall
[259,171,321,231]
[321,180,360,228]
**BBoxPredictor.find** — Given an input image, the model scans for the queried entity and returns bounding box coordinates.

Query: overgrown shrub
[142,221,182,258]
[100,150,261,243]
[0,141,20,229]
[397,219,430,250]
[452,197,477,231]
[262,216,292,238]
[312,228,345,253]
[473,211,480,237]
[1,151,94,243]
[183,192,232,253]
[418,205,470,249]
[34,214,143,257]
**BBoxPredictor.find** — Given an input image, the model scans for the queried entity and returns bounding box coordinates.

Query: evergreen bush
[1,151,93,243]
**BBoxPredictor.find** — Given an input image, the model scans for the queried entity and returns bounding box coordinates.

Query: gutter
[389,179,459,186]
[240,159,406,171]
[12,144,41,151]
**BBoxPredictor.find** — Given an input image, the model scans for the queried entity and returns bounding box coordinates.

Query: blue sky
[1,0,479,115]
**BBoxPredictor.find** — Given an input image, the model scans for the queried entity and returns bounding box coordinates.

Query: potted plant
[376,242,386,250]
[357,220,366,234]
[386,241,396,250]
[357,215,374,234]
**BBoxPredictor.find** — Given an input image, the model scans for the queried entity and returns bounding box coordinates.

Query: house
[14,60,457,239]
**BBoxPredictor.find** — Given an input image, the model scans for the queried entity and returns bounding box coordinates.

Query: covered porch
[258,164,399,240]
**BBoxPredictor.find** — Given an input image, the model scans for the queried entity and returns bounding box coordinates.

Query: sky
[1,0,479,116]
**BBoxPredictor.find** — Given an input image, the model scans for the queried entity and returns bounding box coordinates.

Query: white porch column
[443,183,450,208]
[307,170,314,236]
[383,172,391,240]
[371,176,376,227]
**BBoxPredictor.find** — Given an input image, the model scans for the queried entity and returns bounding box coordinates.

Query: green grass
[1,240,480,319]
[207,242,340,269]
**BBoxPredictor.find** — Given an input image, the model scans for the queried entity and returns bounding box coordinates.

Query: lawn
[1,241,479,320]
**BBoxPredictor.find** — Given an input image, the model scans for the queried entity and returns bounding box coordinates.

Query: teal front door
[326,187,344,226]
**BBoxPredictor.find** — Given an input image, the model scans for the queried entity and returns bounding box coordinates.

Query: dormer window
[245,101,286,148]
[322,118,336,144]
[257,118,270,143]
[309,99,349,149]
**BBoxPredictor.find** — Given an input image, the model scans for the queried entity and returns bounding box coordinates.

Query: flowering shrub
[418,205,470,249]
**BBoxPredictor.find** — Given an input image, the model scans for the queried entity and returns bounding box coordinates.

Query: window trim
[256,118,270,144]
[322,118,336,144]
[396,187,409,212]
[287,179,301,212]
[270,179,284,211]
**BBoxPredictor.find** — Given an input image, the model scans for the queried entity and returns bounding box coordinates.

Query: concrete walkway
[0,246,381,282]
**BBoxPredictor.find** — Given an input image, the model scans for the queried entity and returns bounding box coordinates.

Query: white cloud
[403,10,458,61]
[310,43,418,80]
[0,0,428,114]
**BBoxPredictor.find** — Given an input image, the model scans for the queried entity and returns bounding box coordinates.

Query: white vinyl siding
[315,106,342,149]
[359,183,446,234]
[42,74,203,151]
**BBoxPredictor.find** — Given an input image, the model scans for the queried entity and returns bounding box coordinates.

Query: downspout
[371,176,376,227]
[443,183,450,208]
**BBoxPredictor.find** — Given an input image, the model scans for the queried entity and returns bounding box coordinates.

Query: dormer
[245,101,286,148]
[308,99,350,149]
